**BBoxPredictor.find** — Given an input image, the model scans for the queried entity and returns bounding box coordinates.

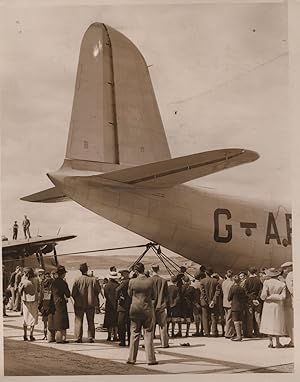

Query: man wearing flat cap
[281,261,294,347]
[72,263,100,343]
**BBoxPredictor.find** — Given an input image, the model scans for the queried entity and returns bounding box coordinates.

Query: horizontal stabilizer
[20,187,69,203]
[90,148,259,188]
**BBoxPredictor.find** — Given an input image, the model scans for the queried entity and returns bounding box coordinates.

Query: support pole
[152,245,195,278]
[53,246,58,266]
[150,246,174,276]
[36,253,41,267]
[38,250,45,269]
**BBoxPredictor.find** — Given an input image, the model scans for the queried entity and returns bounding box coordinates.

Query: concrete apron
[3,308,294,374]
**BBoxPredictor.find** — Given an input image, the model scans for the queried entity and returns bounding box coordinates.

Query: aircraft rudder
[65,22,171,171]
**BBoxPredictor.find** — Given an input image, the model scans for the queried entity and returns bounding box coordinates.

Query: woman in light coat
[18,267,40,341]
[260,268,287,348]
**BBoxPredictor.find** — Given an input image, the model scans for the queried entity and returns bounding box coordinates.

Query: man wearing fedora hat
[280,262,294,348]
[72,263,100,343]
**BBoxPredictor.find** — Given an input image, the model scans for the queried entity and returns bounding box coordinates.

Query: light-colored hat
[108,271,121,279]
[281,261,293,268]
[265,267,281,278]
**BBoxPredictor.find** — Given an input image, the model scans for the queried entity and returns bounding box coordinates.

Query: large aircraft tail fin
[65,22,170,170]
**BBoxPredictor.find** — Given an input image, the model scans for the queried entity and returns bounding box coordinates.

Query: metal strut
[129,242,194,278]
[151,245,195,278]
[154,250,175,277]
[38,240,193,278]
[129,242,154,270]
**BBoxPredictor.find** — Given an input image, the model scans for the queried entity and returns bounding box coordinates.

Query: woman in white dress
[260,268,287,348]
[18,268,40,341]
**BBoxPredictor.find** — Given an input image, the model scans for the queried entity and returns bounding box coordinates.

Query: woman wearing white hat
[103,270,121,341]
[259,268,287,348]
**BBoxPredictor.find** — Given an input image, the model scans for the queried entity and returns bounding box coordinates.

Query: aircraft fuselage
[53,172,292,272]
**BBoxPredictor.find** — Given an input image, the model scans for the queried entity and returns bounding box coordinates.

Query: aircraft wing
[2,235,76,256]
[90,148,259,188]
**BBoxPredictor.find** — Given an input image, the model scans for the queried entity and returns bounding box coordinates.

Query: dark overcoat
[167,284,182,318]
[182,284,195,320]
[116,279,131,313]
[103,279,119,328]
[48,278,70,330]
[228,284,247,312]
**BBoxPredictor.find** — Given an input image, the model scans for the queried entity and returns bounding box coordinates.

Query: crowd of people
[2,260,294,365]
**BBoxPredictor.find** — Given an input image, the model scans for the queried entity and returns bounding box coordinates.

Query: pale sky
[1,1,289,255]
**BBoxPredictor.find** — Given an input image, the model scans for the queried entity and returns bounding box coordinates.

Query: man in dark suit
[13,266,23,311]
[72,263,100,343]
[12,221,18,240]
[151,264,169,348]
[244,267,263,337]
[2,265,10,316]
[127,263,157,365]
[116,270,131,346]
[228,275,248,341]
[8,266,19,310]
[199,269,221,336]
